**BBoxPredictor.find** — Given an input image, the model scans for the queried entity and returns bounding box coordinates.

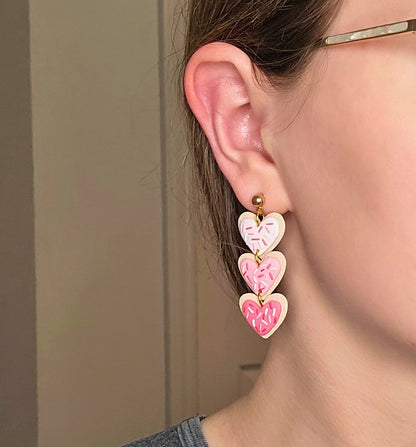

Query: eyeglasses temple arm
[316,18,416,47]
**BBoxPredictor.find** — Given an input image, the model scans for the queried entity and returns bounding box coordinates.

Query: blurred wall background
[0,1,267,446]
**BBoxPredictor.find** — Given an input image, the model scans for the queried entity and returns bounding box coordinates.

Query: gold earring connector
[252,194,265,226]
[257,290,264,307]
[255,248,262,264]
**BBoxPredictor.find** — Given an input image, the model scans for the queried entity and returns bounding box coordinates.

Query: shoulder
[120,414,208,447]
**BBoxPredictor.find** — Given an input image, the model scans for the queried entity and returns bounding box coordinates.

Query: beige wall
[0,1,168,446]
[30,1,166,446]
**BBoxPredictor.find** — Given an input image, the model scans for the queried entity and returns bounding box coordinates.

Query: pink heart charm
[238,212,285,257]
[239,293,288,339]
[238,251,286,296]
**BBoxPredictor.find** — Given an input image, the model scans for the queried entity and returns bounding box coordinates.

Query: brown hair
[178,0,343,300]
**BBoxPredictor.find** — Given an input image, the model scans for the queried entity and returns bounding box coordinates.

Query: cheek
[282,43,416,348]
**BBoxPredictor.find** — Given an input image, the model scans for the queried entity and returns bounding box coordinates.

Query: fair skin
[184,0,416,446]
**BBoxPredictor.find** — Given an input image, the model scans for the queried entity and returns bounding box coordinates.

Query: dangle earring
[237,194,288,339]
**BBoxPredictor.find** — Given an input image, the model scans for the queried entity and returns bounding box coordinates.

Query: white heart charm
[238,211,285,257]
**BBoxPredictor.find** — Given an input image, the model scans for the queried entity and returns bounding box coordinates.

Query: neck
[202,212,416,447]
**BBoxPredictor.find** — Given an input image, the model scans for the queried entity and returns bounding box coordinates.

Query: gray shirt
[121,414,209,447]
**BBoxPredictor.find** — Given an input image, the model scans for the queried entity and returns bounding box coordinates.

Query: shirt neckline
[176,414,209,447]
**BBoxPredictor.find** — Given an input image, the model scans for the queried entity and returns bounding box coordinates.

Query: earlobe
[183,42,292,214]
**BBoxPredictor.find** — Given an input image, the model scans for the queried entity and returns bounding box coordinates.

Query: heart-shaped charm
[238,211,285,257]
[239,293,288,339]
[238,251,286,296]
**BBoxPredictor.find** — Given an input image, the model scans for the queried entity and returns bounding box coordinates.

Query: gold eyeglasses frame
[317,18,416,47]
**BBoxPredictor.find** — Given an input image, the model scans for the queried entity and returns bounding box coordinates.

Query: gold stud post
[252,194,264,208]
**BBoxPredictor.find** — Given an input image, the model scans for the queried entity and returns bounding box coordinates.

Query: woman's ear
[183,41,292,214]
